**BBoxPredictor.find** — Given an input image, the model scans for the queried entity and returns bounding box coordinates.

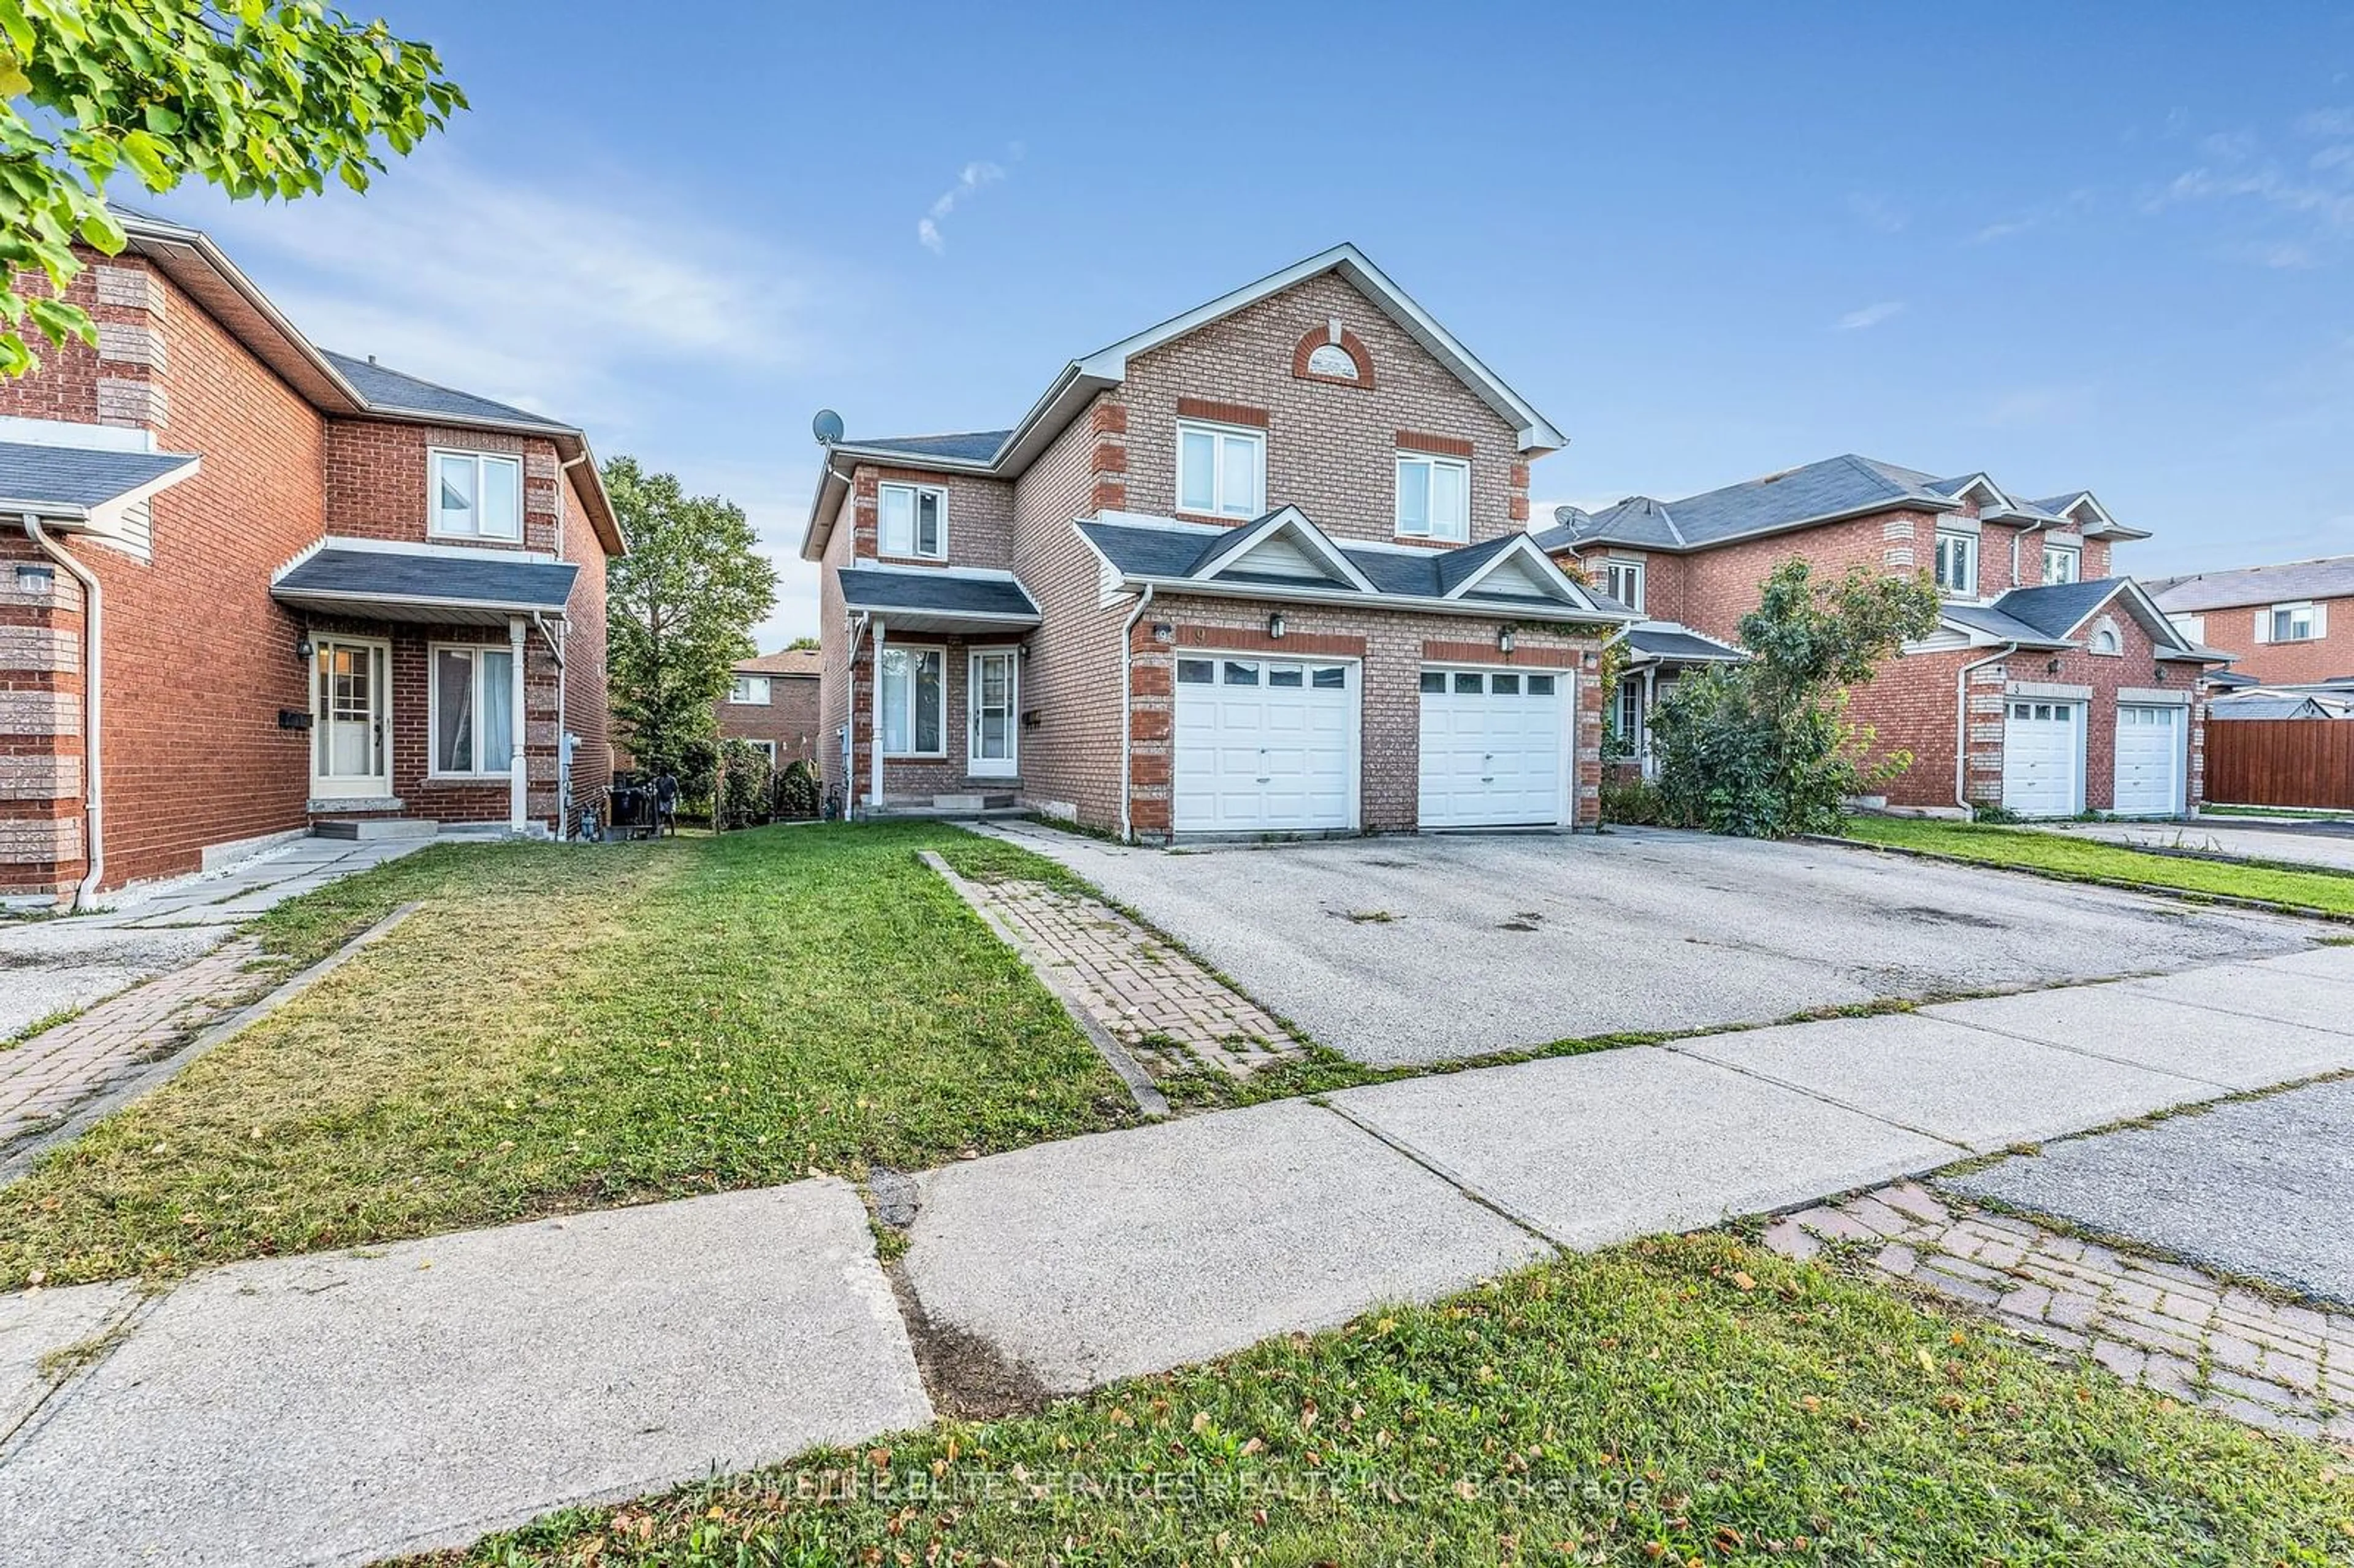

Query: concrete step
[310,818,438,842]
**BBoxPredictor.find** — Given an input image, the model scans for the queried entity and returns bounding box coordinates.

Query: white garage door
[2113,704,2186,816]
[1417,666,1569,828]
[2002,699,2084,816]
[1173,656,1356,834]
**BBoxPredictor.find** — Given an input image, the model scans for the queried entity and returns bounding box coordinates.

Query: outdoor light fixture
[1498,626,1517,655]
[1267,611,1287,640]
[2046,657,2062,674]
[295,631,316,665]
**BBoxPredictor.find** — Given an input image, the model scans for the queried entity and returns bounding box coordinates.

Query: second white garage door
[2112,703,2187,816]
[2002,699,2084,816]
[1172,656,1357,834]
[1418,666,1569,828]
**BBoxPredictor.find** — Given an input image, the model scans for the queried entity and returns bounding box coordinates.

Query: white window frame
[426,641,517,780]
[2269,601,2318,642]
[1395,451,1471,543]
[878,642,948,758]
[744,739,778,764]
[728,674,772,706]
[2043,542,2082,585]
[877,482,947,560]
[1933,529,1978,596]
[427,447,524,542]
[1176,419,1266,520]
[1601,557,1645,614]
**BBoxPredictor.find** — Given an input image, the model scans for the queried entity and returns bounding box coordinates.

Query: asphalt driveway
[986,823,2322,1065]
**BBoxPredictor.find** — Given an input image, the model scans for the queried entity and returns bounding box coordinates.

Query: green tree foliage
[603,456,777,777]
[0,0,462,375]
[784,634,818,652]
[714,737,771,831]
[1649,559,1943,837]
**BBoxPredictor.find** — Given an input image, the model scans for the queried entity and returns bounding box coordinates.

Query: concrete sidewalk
[7,944,2354,1564]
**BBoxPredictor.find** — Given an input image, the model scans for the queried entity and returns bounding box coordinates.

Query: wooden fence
[2204,720,2354,809]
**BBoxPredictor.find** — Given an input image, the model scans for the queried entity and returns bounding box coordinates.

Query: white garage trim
[2112,702,2188,818]
[2001,698,2085,817]
[1416,663,1574,829]
[1171,653,1362,835]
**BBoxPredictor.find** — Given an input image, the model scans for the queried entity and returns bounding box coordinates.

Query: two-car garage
[2000,694,2189,818]
[1170,655,1574,835]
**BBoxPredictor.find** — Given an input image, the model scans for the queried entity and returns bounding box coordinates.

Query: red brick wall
[718,675,821,763]
[842,465,1015,570]
[326,421,565,554]
[556,463,612,817]
[2187,596,2353,685]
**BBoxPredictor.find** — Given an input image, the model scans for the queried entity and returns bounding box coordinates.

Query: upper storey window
[2042,542,2081,584]
[879,482,946,559]
[1395,452,1469,542]
[728,674,772,705]
[1933,529,1977,596]
[1600,557,1644,614]
[432,450,522,541]
[1178,421,1263,519]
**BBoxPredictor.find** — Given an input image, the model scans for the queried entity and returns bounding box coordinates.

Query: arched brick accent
[1290,324,1374,389]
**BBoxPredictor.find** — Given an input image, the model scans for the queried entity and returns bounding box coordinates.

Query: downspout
[1117,584,1155,842]
[23,516,101,908]
[1955,642,2018,813]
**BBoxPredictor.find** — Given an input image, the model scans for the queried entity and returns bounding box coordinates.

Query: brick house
[801,245,1634,839]
[1536,455,2216,817]
[0,209,623,907]
[2149,556,2354,689]
[718,647,822,766]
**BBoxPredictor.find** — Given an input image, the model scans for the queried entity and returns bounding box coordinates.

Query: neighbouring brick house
[1536,456,2218,817]
[0,209,623,906]
[802,245,1634,839]
[2149,555,2354,689]
[718,646,822,766]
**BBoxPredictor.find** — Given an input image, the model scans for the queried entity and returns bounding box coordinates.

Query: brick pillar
[1127,617,1171,841]
[0,539,86,901]
[1090,397,1129,514]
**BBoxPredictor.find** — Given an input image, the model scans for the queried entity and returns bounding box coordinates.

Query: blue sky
[151,3,2354,648]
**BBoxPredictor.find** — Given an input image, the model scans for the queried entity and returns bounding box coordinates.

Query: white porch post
[869,618,886,813]
[1642,666,1658,779]
[508,615,528,833]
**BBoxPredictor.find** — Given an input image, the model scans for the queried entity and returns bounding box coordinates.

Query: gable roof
[109,208,623,556]
[270,545,578,626]
[1537,454,2139,556]
[734,647,822,679]
[1949,577,2206,660]
[2148,555,2354,613]
[1073,510,1629,623]
[804,243,1561,560]
[0,442,199,518]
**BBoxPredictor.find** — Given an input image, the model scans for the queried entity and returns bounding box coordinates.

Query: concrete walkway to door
[8,942,2354,1566]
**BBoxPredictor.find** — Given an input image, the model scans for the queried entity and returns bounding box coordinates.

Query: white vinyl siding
[429,644,516,778]
[1178,422,1264,519]
[878,483,946,559]
[430,450,522,541]
[878,645,946,756]
[1395,452,1470,542]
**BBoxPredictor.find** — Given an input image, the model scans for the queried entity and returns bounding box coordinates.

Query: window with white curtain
[430,645,515,776]
[878,483,946,558]
[430,450,522,541]
[1177,422,1264,519]
[2043,543,2081,584]
[1933,530,1978,596]
[728,674,772,705]
[879,646,945,756]
[1395,452,1469,542]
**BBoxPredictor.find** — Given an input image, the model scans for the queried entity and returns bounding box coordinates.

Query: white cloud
[917,158,1008,254]
[1971,218,2035,243]
[1834,300,1905,332]
[1983,384,2094,427]
[158,151,812,432]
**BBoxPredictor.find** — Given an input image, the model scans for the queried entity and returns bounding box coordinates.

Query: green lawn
[0,824,1137,1288]
[443,1233,2354,1567]
[1842,815,2354,916]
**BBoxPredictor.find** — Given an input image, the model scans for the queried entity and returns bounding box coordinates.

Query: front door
[968,647,1019,778]
[312,636,390,798]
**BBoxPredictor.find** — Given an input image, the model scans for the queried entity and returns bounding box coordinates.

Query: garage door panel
[1173,658,1356,834]
[2113,704,2185,816]
[1418,667,1567,829]
[2002,700,2084,817]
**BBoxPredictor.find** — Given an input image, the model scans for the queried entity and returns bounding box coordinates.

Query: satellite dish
[812,408,845,446]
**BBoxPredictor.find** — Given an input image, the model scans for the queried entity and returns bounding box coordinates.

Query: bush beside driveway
[0,825,1137,1290]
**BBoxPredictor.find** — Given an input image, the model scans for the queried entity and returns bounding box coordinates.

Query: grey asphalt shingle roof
[1623,624,1745,663]
[842,431,1011,463]
[1987,578,2132,640]
[836,568,1040,620]
[1938,601,2075,648]
[0,442,197,510]
[272,547,578,611]
[2209,695,2337,720]
[1076,518,1574,606]
[321,351,576,433]
[2149,555,2354,613]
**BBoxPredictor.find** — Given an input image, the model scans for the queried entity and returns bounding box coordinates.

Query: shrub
[1649,559,1942,838]
[1600,774,1667,826]
[715,739,773,830]
[1971,802,2023,825]
[775,758,821,820]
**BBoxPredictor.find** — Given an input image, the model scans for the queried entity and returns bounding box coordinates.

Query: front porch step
[310,818,438,842]
[868,790,1024,820]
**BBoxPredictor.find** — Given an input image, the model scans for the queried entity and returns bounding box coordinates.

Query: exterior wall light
[2046,657,2062,674]
[1267,611,1286,641]
[295,631,316,665]
[1498,626,1517,655]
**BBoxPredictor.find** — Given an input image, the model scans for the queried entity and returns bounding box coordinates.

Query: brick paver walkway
[0,938,268,1152]
[1767,1182,2354,1443]
[963,879,1299,1078]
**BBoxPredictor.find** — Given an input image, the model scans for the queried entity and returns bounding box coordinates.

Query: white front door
[2113,703,2187,816]
[968,647,1019,778]
[311,636,390,799]
[1418,666,1571,828]
[1172,655,1357,834]
[2002,698,2084,816]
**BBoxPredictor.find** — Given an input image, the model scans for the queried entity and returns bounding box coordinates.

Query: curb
[0,901,425,1185]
